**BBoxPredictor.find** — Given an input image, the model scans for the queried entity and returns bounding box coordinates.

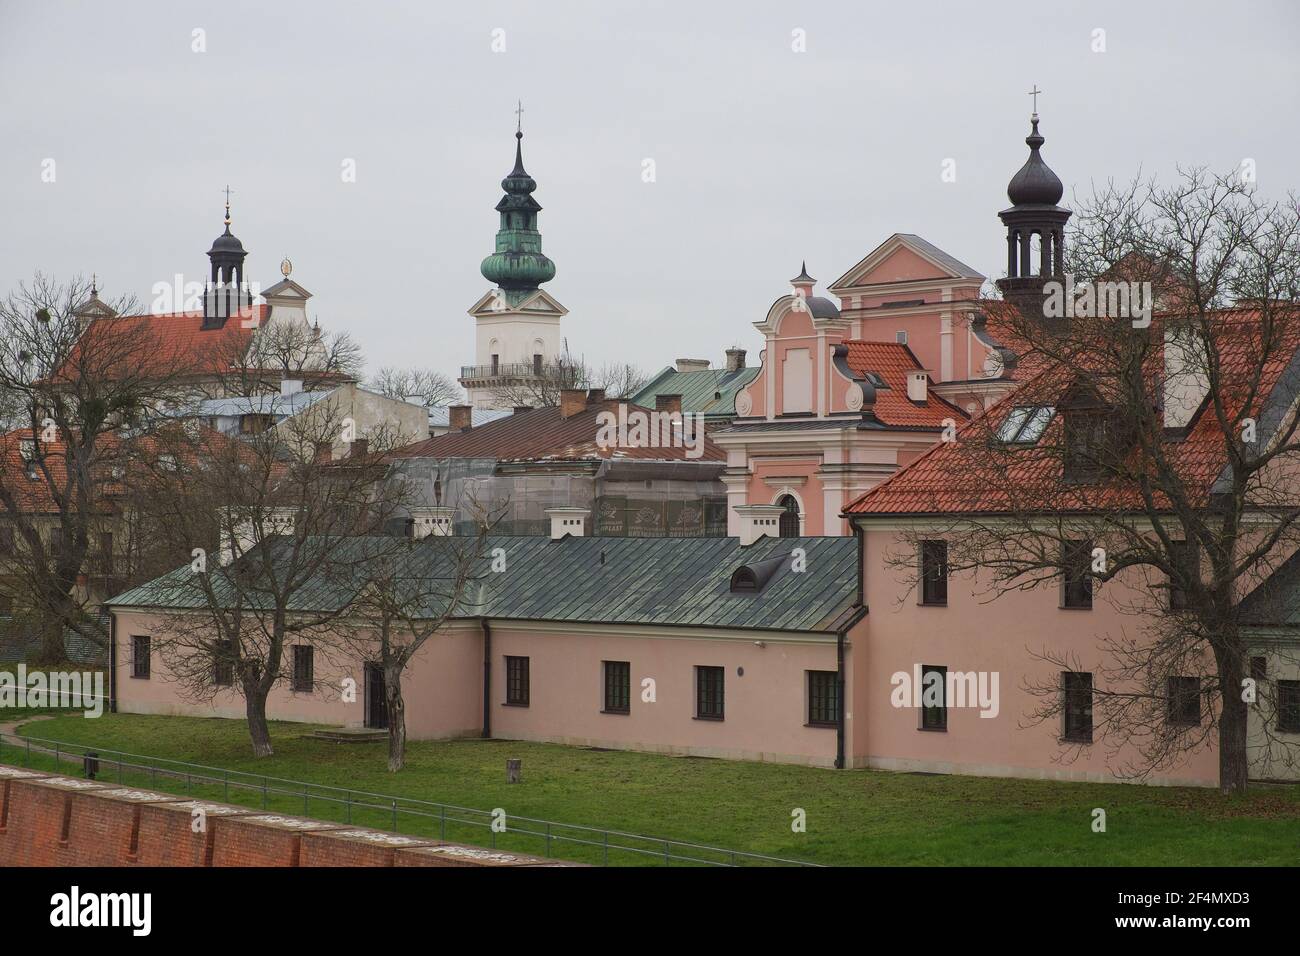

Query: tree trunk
[245,689,275,758]
[35,615,65,666]
[386,675,406,772]
[1218,684,1249,794]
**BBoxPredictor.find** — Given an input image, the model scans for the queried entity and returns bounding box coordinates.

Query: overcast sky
[2,0,1297,387]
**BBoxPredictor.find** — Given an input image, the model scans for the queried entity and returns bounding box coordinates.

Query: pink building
[716,238,1021,539]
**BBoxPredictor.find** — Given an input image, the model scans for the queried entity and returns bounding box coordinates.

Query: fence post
[24,737,30,767]
[262,777,268,809]
[304,787,309,815]
[545,822,551,858]
[55,741,59,771]
[391,800,397,832]
[440,805,446,840]
[346,790,351,825]
[604,831,609,866]
[118,757,123,784]
[664,840,670,867]
[224,770,229,803]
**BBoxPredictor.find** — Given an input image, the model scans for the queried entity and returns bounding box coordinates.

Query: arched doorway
[777,494,800,537]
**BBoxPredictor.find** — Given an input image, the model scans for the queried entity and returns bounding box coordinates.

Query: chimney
[410,506,456,538]
[656,393,682,416]
[313,441,332,464]
[448,405,472,430]
[675,358,709,374]
[560,388,587,418]
[349,437,369,458]
[586,388,606,405]
[906,371,929,403]
[733,504,785,547]
[545,507,589,540]
[1164,325,1210,432]
[725,348,747,372]
[513,405,532,415]
[280,378,303,397]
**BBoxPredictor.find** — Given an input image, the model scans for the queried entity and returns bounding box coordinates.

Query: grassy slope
[7,713,1300,866]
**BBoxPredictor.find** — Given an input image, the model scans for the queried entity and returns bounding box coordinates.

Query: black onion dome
[1006,116,1063,206]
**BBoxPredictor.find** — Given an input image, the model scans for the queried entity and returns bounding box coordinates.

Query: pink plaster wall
[855,529,1220,785]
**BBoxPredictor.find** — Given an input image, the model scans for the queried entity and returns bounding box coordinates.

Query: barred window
[131,635,151,679]
[696,666,724,720]
[1167,676,1201,727]
[213,639,235,687]
[920,541,948,606]
[603,660,630,714]
[506,656,530,706]
[920,665,946,730]
[292,646,314,693]
[807,670,839,727]
[1278,681,1300,734]
[1063,671,1093,742]
[1062,540,1093,609]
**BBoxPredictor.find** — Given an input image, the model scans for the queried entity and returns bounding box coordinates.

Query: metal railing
[0,731,819,867]
[458,363,577,382]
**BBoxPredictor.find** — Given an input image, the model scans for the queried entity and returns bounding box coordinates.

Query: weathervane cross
[515,100,524,133]
[1028,84,1042,113]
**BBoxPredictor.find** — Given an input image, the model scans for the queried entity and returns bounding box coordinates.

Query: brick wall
[0,765,573,867]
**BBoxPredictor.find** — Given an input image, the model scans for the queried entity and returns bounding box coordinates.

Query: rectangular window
[695,665,725,720]
[601,660,630,714]
[1250,656,1268,683]
[49,527,63,557]
[807,670,840,727]
[1169,540,1197,610]
[920,664,947,731]
[212,639,234,687]
[1167,676,1201,727]
[920,540,948,606]
[1279,681,1300,733]
[131,635,151,679]
[1062,671,1093,742]
[895,330,908,345]
[1062,540,1093,609]
[98,531,113,573]
[292,645,314,693]
[505,655,530,706]
[533,353,543,376]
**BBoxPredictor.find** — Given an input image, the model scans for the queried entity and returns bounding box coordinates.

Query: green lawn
[5,713,1300,866]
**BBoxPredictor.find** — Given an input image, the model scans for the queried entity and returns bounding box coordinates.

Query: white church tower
[459,120,569,410]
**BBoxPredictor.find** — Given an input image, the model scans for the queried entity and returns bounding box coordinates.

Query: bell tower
[203,187,251,328]
[996,93,1072,319]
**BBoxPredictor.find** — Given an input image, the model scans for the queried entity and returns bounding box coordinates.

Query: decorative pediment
[261,278,313,301]
[469,287,569,318]
[829,233,984,294]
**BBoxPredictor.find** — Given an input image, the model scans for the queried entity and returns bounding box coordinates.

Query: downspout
[480,617,491,738]
[835,628,845,769]
[108,610,117,714]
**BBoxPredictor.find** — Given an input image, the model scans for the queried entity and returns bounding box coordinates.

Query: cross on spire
[1027,84,1042,115]
[222,185,233,225]
[515,100,525,133]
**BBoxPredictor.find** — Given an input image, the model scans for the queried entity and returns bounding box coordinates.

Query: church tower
[460,116,569,410]
[996,104,1072,319]
[203,190,252,328]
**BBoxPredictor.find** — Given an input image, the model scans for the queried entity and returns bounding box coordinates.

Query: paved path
[0,713,56,738]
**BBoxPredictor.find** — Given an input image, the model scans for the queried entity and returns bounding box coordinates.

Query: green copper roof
[107,534,861,635]
[632,365,759,421]
[480,130,556,292]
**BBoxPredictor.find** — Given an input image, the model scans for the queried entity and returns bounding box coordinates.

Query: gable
[830,234,984,293]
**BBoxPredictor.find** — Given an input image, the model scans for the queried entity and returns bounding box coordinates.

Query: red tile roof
[389,400,725,463]
[843,340,969,427]
[846,308,1300,516]
[62,307,268,381]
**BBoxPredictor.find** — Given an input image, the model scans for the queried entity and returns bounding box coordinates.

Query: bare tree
[334,524,490,771]
[885,169,1300,792]
[135,400,408,757]
[368,367,461,408]
[487,342,647,407]
[0,274,188,661]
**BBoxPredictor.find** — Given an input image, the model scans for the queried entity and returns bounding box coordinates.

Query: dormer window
[1063,409,1114,482]
[997,405,1054,444]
